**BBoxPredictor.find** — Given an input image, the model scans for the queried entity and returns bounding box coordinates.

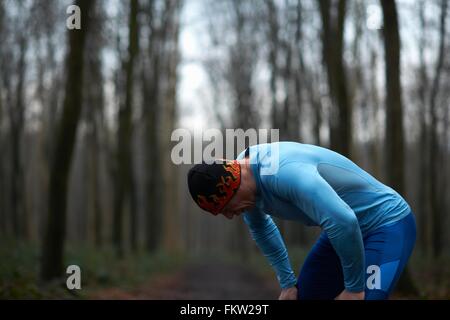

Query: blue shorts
[296,212,416,300]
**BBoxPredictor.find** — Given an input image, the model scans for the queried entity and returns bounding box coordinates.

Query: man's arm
[268,162,366,293]
[243,208,297,292]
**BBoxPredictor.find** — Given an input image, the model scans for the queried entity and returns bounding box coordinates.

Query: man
[187,142,416,300]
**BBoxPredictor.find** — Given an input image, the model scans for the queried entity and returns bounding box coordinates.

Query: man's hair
[187,160,241,215]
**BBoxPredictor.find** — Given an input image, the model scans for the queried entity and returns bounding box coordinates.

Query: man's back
[240,142,410,234]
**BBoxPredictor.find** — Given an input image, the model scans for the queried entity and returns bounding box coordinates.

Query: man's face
[219,189,248,219]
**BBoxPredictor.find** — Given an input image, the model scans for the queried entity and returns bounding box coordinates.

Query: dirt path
[90,262,279,300]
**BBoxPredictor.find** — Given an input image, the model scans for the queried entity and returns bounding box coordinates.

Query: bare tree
[41,0,94,281]
[227,0,260,130]
[368,48,382,179]
[0,0,5,234]
[318,0,352,157]
[5,2,30,239]
[417,0,430,251]
[28,0,64,244]
[83,1,106,246]
[380,0,417,295]
[428,0,448,258]
[113,0,139,256]
[380,0,404,194]
[266,0,281,133]
[142,0,164,253]
[161,0,182,251]
[292,0,304,142]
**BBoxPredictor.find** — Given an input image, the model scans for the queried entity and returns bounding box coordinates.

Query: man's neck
[241,157,257,201]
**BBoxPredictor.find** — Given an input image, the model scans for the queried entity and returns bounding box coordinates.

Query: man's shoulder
[259,160,318,196]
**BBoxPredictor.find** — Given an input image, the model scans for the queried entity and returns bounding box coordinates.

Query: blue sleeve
[243,209,297,289]
[267,162,365,292]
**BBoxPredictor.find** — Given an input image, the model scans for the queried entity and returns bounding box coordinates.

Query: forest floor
[1,239,448,299]
[89,262,279,300]
[88,254,450,300]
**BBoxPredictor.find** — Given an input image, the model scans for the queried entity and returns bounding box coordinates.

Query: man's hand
[278,286,298,300]
[335,289,365,300]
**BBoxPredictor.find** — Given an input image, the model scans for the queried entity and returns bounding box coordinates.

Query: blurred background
[0,0,449,299]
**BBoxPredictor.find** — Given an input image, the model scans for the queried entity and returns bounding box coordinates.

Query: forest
[0,0,449,299]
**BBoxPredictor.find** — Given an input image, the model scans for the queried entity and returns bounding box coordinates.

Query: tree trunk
[88,122,102,247]
[369,49,382,180]
[0,106,2,235]
[143,0,163,252]
[0,0,5,235]
[282,43,292,140]
[292,0,303,142]
[127,0,139,253]
[380,0,417,296]
[266,0,280,132]
[113,0,139,256]
[162,0,181,252]
[230,0,258,259]
[381,0,404,194]
[85,16,105,247]
[318,0,352,157]
[417,0,430,252]
[144,64,162,252]
[0,32,3,235]
[41,0,93,282]
[334,0,351,157]
[428,0,447,258]
[9,33,27,239]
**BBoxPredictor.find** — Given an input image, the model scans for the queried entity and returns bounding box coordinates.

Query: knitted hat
[187,160,241,215]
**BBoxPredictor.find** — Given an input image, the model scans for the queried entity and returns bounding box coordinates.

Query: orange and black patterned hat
[187,160,241,215]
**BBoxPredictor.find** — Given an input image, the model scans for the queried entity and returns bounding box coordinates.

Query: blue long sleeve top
[237,142,410,291]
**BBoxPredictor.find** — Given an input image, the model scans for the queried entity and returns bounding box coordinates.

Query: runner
[187,142,416,300]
